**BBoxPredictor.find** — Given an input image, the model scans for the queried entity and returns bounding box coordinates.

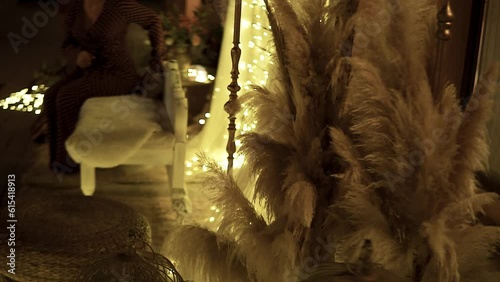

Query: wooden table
[181,78,214,125]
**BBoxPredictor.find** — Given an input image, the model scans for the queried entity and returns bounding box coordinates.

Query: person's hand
[76,50,95,68]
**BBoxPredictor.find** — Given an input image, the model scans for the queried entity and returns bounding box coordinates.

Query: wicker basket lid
[0,195,151,282]
[16,195,150,247]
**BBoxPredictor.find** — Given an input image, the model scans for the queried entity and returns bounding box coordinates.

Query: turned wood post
[224,0,242,175]
[433,0,454,95]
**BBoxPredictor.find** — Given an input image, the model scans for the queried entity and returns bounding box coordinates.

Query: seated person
[31,0,165,173]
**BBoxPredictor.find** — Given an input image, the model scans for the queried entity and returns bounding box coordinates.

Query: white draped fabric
[185,0,270,185]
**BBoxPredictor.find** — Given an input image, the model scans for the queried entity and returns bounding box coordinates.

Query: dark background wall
[437,0,486,104]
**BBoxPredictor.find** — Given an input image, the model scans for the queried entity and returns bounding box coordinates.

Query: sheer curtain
[478,0,500,175]
[185,0,271,186]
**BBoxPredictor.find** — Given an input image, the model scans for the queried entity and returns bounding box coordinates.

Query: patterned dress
[44,0,164,171]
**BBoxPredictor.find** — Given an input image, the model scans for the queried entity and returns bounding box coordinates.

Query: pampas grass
[165,0,500,281]
[332,0,500,280]
[167,225,250,282]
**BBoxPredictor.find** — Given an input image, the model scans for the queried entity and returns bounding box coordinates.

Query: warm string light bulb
[187,66,215,83]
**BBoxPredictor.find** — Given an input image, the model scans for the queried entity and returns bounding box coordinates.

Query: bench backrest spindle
[164,60,188,143]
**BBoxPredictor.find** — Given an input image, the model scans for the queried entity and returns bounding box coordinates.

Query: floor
[0,0,216,263]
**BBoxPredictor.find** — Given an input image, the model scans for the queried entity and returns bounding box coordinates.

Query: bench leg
[81,164,96,196]
[166,165,191,219]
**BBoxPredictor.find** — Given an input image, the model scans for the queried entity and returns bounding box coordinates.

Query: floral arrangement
[161,6,202,48]
[162,5,215,46]
[161,1,223,67]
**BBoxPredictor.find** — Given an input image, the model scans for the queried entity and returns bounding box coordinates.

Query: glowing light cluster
[240,0,272,90]
[187,65,216,83]
[196,112,211,126]
[0,85,47,115]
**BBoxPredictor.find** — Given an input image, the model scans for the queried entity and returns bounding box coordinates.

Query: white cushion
[66,95,174,168]
[126,130,176,165]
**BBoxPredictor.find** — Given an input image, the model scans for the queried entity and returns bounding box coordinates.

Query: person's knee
[55,87,78,108]
[42,89,59,114]
[43,87,58,103]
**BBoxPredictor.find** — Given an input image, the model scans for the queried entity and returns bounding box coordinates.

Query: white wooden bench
[65,60,191,215]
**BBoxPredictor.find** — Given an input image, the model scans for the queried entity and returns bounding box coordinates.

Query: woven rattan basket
[0,195,151,282]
